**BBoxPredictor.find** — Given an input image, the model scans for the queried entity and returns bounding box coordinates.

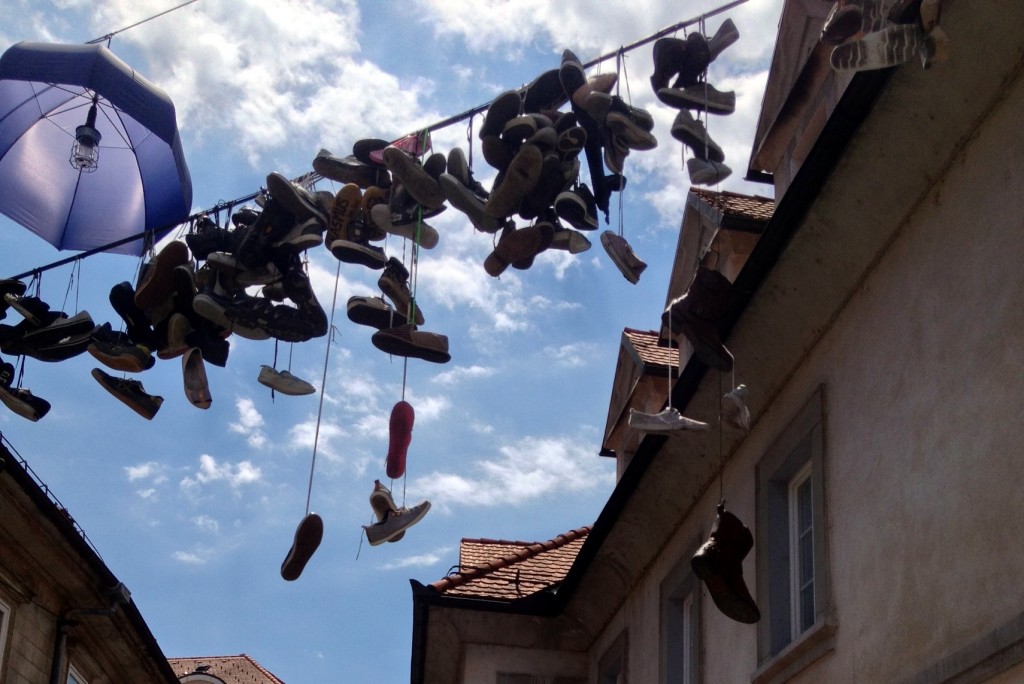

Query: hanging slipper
[387,400,414,480]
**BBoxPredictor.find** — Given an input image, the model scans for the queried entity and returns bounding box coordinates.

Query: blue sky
[0,1,782,681]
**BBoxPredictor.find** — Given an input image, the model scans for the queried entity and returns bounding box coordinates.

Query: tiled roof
[623,328,677,373]
[431,527,591,600]
[691,187,775,223]
[168,654,285,683]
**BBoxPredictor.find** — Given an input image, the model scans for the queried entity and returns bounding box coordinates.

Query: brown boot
[691,502,760,623]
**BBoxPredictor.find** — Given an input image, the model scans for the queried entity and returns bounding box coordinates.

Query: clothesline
[9,0,747,283]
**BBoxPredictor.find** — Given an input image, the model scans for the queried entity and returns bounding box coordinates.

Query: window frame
[753,387,835,684]
[0,596,10,673]
[67,663,88,684]
[598,629,628,684]
[660,550,701,684]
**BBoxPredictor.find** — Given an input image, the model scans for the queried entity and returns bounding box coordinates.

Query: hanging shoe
[257,365,316,396]
[135,240,189,312]
[378,257,425,326]
[371,324,451,364]
[369,480,406,542]
[687,157,733,186]
[830,23,923,72]
[387,400,414,479]
[723,384,751,431]
[484,143,544,219]
[691,502,761,623]
[0,382,51,422]
[657,82,736,115]
[549,226,592,254]
[600,231,647,284]
[363,500,431,546]
[671,109,725,162]
[346,295,409,330]
[280,512,324,581]
[265,172,328,226]
[382,148,446,210]
[439,173,499,233]
[554,184,599,231]
[484,223,550,277]
[369,203,440,249]
[628,407,709,432]
[91,368,163,420]
[182,348,212,409]
[89,325,155,372]
[662,265,735,372]
[708,18,740,62]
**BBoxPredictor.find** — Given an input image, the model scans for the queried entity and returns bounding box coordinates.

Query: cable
[87,0,201,45]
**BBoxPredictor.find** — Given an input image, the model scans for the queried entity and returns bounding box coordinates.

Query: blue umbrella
[0,41,192,256]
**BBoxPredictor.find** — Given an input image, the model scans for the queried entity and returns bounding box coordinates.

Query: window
[598,630,628,684]
[660,553,700,684]
[754,388,835,684]
[0,597,9,672]
[67,665,87,684]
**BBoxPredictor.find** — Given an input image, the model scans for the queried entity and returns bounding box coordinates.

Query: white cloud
[172,549,210,565]
[125,461,165,482]
[546,342,600,369]
[378,548,452,571]
[229,397,267,449]
[432,364,496,385]
[136,488,157,500]
[411,434,613,510]
[192,514,219,534]
[180,454,263,490]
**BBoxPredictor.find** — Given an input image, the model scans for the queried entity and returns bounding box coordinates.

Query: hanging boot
[662,265,735,372]
[691,501,761,623]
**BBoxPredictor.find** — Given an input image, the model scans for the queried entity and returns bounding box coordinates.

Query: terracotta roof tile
[691,187,775,223]
[623,328,678,372]
[167,654,285,684]
[431,527,591,600]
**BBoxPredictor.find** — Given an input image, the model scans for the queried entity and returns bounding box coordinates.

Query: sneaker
[363,500,430,546]
[346,295,409,330]
[382,148,446,210]
[265,172,328,225]
[484,143,543,219]
[258,365,316,396]
[687,157,733,185]
[723,384,751,431]
[88,335,154,372]
[193,291,271,341]
[549,226,592,254]
[657,83,736,115]
[708,18,740,61]
[272,217,324,252]
[0,385,51,422]
[600,231,647,284]
[378,258,425,326]
[650,36,688,92]
[662,265,735,372]
[445,148,489,199]
[521,67,568,113]
[484,223,550,277]
[672,32,711,88]
[368,480,405,542]
[386,400,414,479]
[554,184,599,230]
[438,173,499,233]
[353,137,390,167]
[135,240,189,311]
[182,347,212,409]
[821,3,864,44]
[371,324,451,364]
[480,90,523,142]
[326,184,361,248]
[628,407,709,432]
[830,23,923,72]
[671,109,725,162]
[109,282,157,348]
[91,368,163,420]
[280,512,323,581]
[312,148,388,188]
[369,203,440,249]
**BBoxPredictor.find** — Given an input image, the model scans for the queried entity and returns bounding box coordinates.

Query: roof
[430,527,591,600]
[689,188,775,224]
[168,655,285,684]
[622,328,677,374]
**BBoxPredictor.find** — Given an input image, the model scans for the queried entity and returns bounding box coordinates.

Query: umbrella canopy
[0,41,192,255]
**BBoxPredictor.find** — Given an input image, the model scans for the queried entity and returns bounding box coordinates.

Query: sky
[0,1,783,681]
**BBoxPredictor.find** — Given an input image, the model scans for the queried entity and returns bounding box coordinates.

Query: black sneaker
[91,368,163,420]
[109,281,158,348]
[0,385,51,422]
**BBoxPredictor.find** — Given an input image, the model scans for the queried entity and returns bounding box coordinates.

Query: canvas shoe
[501,114,538,145]
[353,137,390,168]
[601,231,647,284]
[371,324,450,364]
[326,183,361,249]
[723,384,751,431]
[521,67,568,113]
[691,502,761,624]
[265,172,328,225]
[378,258,425,326]
[484,223,549,277]
[559,49,587,105]
[91,367,163,420]
[549,226,592,254]
[382,148,446,210]
[386,400,414,480]
[134,240,189,311]
[628,407,709,432]
[662,265,735,372]
[687,157,733,186]
[193,289,272,341]
[484,143,543,219]
[0,384,51,422]
[708,18,740,62]
[603,131,631,175]
[445,148,489,198]
[182,347,212,409]
[369,203,440,249]
[480,90,522,141]
[650,36,688,91]
[346,295,409,330]
[109,281,158,348]
[360,185,390,241]
[671,109,725,162]
[554,184,599,230]
[438,173,499,233]
[0,279,27,318]
[157,312,192,360]
[657,82,736,115]
[672,32,712,88]
[363,500,431,546]
[368,480,405,542]
[271,217,324,253]
[830,23,923,72]
[264,303,323,343]
[280,512,323,581]
[312,148,388,188]
[258,365,316,396]
[88,332,154,372]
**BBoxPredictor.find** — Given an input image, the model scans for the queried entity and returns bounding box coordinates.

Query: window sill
[751,620,837,684]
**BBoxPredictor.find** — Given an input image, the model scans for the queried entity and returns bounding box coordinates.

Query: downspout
[49,618,74,684]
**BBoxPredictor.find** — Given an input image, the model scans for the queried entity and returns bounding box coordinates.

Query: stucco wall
[593,25,1024,684]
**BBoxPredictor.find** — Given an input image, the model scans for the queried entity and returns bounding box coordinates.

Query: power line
[86,0,201,45]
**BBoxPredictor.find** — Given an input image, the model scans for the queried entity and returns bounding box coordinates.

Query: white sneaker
[628,407,709,432]
[363,500,430,546]
[723,384,751,431]
[257,365,316,396]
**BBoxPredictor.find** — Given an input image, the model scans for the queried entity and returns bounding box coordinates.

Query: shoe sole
[280,513,324,581]
[91,368,162,420]
[438,174,499,233]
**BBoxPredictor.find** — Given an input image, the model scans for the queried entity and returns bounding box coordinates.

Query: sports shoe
[830,23,923,72]
[328,186,388,270]
[691,502,760,623]
[157,312,192,360]
[651,36,688,92]
[662,265,735,372]
[91,368,163,420]
[193,290,271,341]
[687,157,733,186]
[521,67,567,113]
[821,3,864,45]
[672,32,711,88]
[0,384,51,422]
[484,143,543,219]
[346,295,409,330]
[280,512,323,581]
[312,148,388,188]
[371,324,451,364]
[369,203,440,249]
[708,18,740,61]
[135,240,189,311]
[369,131,430,166]
[658,83,736,114]
[378,258,425,326]
[438,173,499,233]
[265,172,328,225]
[723,384,751,431]
[671,110,725,162]
[601,231,647,284]
[363,500,430,546]
[382,148,446,210]
[480,90,522,153]
[549,226,592,254]
[258,365,316,396]
[445,148,489,198]
[272,217,324,252]
[109,282,158,348]
[628,407,709,432]
[182,347,212,409]
[369,480,406,542]
[386,400,414,479]
[88,334,154,372]
[554,184,599,230]
[484,223,550,277]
